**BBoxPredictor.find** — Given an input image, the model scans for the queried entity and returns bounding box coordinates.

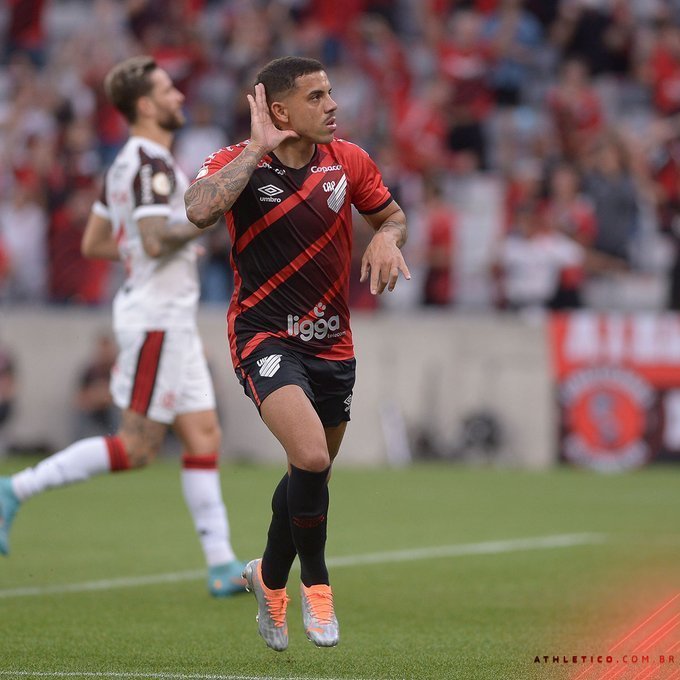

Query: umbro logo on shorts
[257,354,282,378]
[344,393,353,413]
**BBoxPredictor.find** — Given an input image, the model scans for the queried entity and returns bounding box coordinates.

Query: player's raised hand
[360,230,411,295]
[247,83,299,153]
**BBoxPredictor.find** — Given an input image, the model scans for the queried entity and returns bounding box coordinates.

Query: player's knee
[125,444,156,468]
[202,421,221,452]
[185,421,221,454]
[118,435,159,468]
[293,449,331,473]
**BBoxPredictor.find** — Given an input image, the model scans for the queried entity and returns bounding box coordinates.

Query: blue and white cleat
[208,560,248,597]
[0,477,20,556]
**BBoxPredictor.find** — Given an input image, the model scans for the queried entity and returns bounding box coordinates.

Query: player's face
[282,71,337,144]
[147,68,185,131]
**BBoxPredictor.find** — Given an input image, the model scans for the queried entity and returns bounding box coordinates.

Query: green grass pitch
[0,459,679,680]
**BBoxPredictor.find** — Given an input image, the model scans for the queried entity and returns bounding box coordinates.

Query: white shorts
[110,327,215,424]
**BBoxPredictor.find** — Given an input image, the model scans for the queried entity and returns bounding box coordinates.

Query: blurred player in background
[185,56,410,650]
[0,56,247,598]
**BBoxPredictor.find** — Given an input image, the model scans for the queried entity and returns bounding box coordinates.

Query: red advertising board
[549,312,680,470]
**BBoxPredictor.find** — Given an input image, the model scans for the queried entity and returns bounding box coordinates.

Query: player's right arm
[81,211,120,261]
[184,83,298,229]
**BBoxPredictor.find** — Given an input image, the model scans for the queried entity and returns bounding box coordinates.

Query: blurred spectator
[199,220,234,305]
[48,185,111,304]
[438,10,494,170]
[542,161,597,247]
[0,347,17,457]
[0,180,48,303]
[0,236,12,298]
[645,20,680,116]
[551,0,634,78]
[394,78,453,173]
[650,132,680,309]
[4,0,49,67]
[175,101,228,179]
[583,133,640,262]
[502,158,543,232]
[546,57,604,162]
[422,180,457,306]
[349,14,411,113]
[72,332,118,440]
[482,0,544,107]
[493,201,586,312]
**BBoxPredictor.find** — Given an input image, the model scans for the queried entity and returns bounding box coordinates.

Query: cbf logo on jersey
[287,302,341,342]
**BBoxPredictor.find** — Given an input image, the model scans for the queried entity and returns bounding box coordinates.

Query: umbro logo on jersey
[327,174,347,213]
[257,354,282,378]
[258,184,283,196]
[258,184,284,203]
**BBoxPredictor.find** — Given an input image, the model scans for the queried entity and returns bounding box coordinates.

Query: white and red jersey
[93,136,199,331]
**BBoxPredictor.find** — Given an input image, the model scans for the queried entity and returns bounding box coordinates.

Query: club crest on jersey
[327,174,347,213]
[257,354,282,378]
[258,184,284,203]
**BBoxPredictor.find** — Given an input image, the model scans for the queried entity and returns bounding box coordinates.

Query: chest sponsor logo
[257,354,282,378]
[287,302,341,342]
[327,174,347,213]
[311,164,343,173]
[258,184,284,203]
[258,160,286,176]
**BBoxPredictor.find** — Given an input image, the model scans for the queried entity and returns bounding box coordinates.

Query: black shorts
[236,344,356,427]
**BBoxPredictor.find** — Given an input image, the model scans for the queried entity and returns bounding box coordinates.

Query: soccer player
[0,56,247,598]
[184,56,410,650]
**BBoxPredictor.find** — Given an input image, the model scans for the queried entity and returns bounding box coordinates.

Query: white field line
[0,673,371,680]
[0,532,605,600]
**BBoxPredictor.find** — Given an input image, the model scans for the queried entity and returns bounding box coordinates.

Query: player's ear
[270,101,289,127]
[137,95,154,119]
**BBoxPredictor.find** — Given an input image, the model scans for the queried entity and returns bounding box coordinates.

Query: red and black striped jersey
[195,139,393,369]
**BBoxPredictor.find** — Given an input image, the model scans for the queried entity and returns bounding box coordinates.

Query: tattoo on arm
[378,218,407,248]
[138,215,202,258]
[184,145,265,228]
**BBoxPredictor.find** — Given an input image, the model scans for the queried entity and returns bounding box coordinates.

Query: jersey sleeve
[193,145,244,182]
[343,142,393,215]
[131,148,176,221]
[91,177,110,219]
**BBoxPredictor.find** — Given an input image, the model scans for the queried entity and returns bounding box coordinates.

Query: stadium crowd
[3,0,680,312]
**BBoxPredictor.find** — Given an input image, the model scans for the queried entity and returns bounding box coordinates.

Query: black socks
[261,473,297,589]
[261,464,331,589]
[288,464,330,586]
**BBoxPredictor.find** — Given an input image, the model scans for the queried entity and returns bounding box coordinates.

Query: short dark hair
[255,56,325,102]
[104,56,157,123]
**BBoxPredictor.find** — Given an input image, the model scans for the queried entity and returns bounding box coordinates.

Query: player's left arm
[360,201,411,295]
[81,211,120,261]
